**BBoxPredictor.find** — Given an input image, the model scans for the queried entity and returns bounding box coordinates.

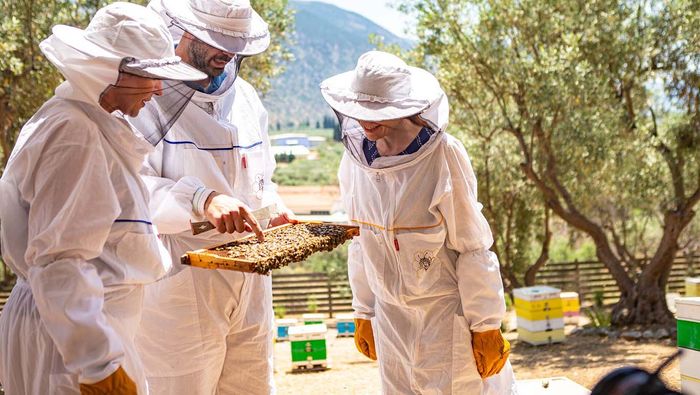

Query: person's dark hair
[590,351,682,395]
[408,115,430,128]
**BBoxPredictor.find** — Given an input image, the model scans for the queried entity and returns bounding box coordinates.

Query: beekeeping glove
[80,366,137,395]
[354,318,377,360]
[471,329,510,378]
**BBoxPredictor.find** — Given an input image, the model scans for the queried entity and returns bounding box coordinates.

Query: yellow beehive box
[514,297,563,312]
[514,286,564,323]
[516,308,564,321]
[517,327,566,345]
[560,292,580,313]
[686,278,700,297]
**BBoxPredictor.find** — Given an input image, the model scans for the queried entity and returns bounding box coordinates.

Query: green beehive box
[676,297,700,395]
[302,313,325,325]
[289,323,328,370]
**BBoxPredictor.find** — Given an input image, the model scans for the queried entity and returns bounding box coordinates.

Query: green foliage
[584,306,612,329]
[550,236,597,263]
[274,152,296,164]
[272,141,344,186]
[402,0,700,310]
[0,0,293,173]
[242,0,294,94]
[273,304,287,319]
[306,294,319,313]
[302,243,349,277]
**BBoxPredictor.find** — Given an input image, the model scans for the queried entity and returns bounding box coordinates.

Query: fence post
[327,273,334,318]
[575,259,583,301]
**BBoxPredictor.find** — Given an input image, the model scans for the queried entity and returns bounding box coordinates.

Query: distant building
[277,185,347,223]
[270,133,312,159]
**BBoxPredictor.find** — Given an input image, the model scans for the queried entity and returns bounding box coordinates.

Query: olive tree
[404,0,700,326]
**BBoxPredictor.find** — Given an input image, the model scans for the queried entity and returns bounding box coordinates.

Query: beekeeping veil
[150,0,271,87]
[40,2,207,146]
[320,50,449,168]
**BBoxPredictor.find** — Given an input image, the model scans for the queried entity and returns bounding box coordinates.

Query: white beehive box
[275,318,299,341]
[517,316,565,332]
[516,377,589,395]
[677,297,700,395]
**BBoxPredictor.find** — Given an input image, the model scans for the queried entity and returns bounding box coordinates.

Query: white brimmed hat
[51,2,206,81]
[162,0,270,56]
[320,51,447,125]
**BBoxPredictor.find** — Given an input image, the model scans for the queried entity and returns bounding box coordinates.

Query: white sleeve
[347,239,375,319]
[23,122,124,384]
[339,154,375,319]
[437,138,505,332]
[140,143,212,234]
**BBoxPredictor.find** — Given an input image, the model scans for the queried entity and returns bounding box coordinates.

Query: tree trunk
[610,209,695,327]
[524,207,551,286]
[611,277,674,326]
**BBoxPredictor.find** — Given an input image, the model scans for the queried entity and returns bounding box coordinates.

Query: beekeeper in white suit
[0,3,206,394]
[321,51,518,394]
[133,1,291,394]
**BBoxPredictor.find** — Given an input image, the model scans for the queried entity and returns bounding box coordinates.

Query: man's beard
[188,40,227,78]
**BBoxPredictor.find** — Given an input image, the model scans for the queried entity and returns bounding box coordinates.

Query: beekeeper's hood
[155,0,270,56]
[320,50,449,168]
[39,2,206,121]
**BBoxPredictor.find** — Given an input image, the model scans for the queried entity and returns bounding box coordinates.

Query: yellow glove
[471,329,510,378]
[80,366,137,395]
[354,318,377,360]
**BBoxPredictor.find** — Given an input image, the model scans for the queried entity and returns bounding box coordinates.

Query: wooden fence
[271,256,700,315]
[534,255,699,304]
[0,257,696,317]
[272,272,353,317]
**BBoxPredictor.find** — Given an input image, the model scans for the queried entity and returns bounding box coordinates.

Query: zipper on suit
[386,173,400,262]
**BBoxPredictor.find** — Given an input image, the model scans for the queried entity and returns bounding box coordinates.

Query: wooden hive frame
[181,221,359,275]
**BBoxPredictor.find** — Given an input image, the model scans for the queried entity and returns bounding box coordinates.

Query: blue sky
[307,0,415,38]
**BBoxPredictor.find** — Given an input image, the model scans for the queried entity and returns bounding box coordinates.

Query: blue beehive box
[275,318,298,341]
[336,313,355,337]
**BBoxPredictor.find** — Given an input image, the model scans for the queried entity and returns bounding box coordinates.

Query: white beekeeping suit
[322,51,518,394]
[133,1,286,393]
[0,3,205,394]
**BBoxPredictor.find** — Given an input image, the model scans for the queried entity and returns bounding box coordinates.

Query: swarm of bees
[209,223,356,274]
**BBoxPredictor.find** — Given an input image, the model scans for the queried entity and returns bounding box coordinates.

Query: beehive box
[514,286,565,345]
[275,318,298,341]
[561,292,581,324]
[302,313,325,325]
[181,222,359,275]
[289,323,328,371]
[335,313,355,337]
[516,327,566,346]
[517,316,565,332]
[686,278,700,297]
[677,297,700,395]
[516,377,589,395]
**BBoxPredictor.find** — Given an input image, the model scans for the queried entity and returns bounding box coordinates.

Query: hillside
[262,1,411,128]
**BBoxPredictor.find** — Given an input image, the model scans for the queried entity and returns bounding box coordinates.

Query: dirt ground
[273,326,681,394]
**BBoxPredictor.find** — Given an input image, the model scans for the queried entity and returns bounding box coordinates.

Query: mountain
[261,1,412,129]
